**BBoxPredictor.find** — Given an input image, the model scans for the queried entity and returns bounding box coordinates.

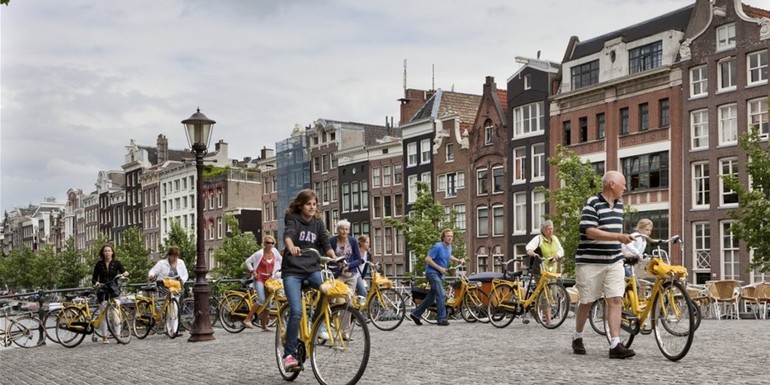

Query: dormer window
[629,41,662,74]
[716,23,736,51]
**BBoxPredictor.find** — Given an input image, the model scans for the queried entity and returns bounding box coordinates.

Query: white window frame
[477,206,489,237]
[748,98,769,138]
[513,102,544,137]
[691,109,709,150]
[718,104,738,146]
[492,166,504,194]
[407,175,418,203]
[476,168,489,195]
[718,57,737,92]
[716,23,736,51]
[492,204,505,237]
[407,142,417,167]
[454,204,466,230]
[693,222,711,270]
[513,192,526,235]
[721,221,739,280]
[747,50,768,85]
[446,143,455,162]
[485,126,494,145]
[532,191,545,233]
[420,139,431,164]
[372,167,381,187]
[532,143,545,181]
[513,147,526,184]
[692,162,710,209]
[382,166,392,187]
[719,157,738,207]
[690,65,708,97]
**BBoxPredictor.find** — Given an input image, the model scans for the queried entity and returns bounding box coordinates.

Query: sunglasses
[264,242,274,245]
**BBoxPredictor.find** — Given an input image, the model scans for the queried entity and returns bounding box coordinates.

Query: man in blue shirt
[409,229,464,326]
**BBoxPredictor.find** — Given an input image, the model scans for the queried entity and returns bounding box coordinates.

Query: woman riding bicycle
[148,246,189,299]
[91,244,129,344]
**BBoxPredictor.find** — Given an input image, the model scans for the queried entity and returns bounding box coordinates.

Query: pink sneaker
[282,355,299,371]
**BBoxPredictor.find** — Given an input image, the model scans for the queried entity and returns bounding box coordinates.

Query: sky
[2,0,769,212]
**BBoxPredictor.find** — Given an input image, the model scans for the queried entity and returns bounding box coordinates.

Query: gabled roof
[568,5,694,61]
[410,89,482,124]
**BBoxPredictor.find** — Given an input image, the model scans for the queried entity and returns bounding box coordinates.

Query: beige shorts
[575,260,625,304]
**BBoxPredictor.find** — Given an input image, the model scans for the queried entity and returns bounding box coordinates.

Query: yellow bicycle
[411,265,490,324]
[352,261,407,331]
[55,276,131,347]
[218,277,285,333]
[486,256,570,329]
[132,277,182,339]
[274,248,370,385]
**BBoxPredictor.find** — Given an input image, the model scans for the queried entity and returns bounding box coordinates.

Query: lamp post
[182,108,216,342]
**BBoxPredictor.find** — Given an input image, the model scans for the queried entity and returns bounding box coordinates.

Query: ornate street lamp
[182,108,216,342]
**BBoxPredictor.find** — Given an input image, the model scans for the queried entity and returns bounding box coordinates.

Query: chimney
[260,146,274,159]
[215,140,228,158]
[156,134,168,164]
[398,88,431,126]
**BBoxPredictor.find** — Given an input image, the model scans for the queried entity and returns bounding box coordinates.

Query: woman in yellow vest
[525,220,564,274]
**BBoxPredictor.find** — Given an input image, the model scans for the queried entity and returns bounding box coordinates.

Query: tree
[31,245,59,290]
[541,145,602,277]
[115,226,153,285]
[58,237,91,289]
[161,220,196,278]
[385,181,466,276]
[212,214,259,279]
[0,247,36,290]
[723,127,770,273]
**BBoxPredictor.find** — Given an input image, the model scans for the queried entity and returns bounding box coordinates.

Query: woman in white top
[243,235,282,330]
[148,246,189,287]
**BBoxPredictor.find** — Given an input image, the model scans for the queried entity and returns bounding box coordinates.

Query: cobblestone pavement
[1,318,767,385]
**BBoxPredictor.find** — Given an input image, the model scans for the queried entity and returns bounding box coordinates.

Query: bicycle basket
[265,277,283,293]
[162,278,182,295]
[320,279,352,299]
[372,272,393,289]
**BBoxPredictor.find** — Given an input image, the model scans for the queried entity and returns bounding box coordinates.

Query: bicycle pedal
[621,310,637,320]
[640,327,652,335]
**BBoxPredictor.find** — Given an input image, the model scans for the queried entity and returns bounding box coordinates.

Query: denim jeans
[282,271,323,358]
[254,280,267,307]
[355,275,368,299]
[411,272,446,322]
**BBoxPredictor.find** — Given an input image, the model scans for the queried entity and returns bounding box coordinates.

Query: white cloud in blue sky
[2,0,768,210]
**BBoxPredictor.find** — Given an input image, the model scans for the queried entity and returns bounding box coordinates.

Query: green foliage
[0,247,36,290]
[58,237,91,289]
[31,245,59,290]
[723,126,770,273]
[115,226,154,285]
[542,145,602,277]
[161,220,196,278]
[212,214,259,278]
[202,165,231,178]
[1,0,9,6]
[385,181,466,275]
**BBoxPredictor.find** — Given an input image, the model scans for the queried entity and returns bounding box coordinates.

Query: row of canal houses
[263,0,769,285]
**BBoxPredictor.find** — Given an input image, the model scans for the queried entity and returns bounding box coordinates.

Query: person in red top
[243,235,282,331]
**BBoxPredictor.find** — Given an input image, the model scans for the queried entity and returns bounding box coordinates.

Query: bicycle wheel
[589,299,606,335]
[487,284,516,329]
[9,315,45,348]
[55,307,87,348]
[209,297,220,327]
[535,283,570,329]
[274,304,300,381]
[652,280,695,361]
[132,300,153,339]
[602,297,634,348]
[106,305,132,344]
[219,293,247,333]
[462,288,490,323]
[311,304,370,385]
[180,297,195,331]
[165,298,181,338]
[367,288,406,331]
[43,308,62,344]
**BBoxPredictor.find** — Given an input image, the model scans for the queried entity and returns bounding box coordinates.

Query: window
[621,151,669,191]
[492,166,504,194]
[217,217,223,239]
[454,204,466,230]
[562,121,571,145]
[393,164,402,185]
[361,181,368,210]
[579,117,588,142]
[374,228,383,255]
[342,184,350,212]
[322,154,330,173]
[513,192,526,234]
[718,58,737,91]
[492,205,504,236]
[722,221,739,280]
[718,104,738,145]
[513,102,544,136]
[629,41,662,74]
[532,144,545,181]
[477,168,489,195]
[407,142,417,167]
[477,207,489,237]
[532,191,545,232]
[420,139,431,164]
[693,222,711,270]
[421,172,432,192]
[639,103,649,131]
[385,227,393,255]
[372,168,381,187]
[597,113,606,139]
[719,158,738,206]
[351,181,360,211]
[513,147,526,183]
[394,194,403,216]
[524,73,532,90]
[716,23,736,51]
[322,180,330,204]
[408,175,418,203]
[485,125,494,145]
[659,98,670,128]
[747,50,768,84]
[691,109,709,150]
[396,228,404,254]
[693,162,710,208]
[446,143,455,162]
[748,98,769,137]
[383,195,392,217]
[331,178,338,202]
[620,108,629,135]
[690,66,708,97]
[383,166,392,186]
[571,59,599,90]
[313,156,320,173]
[438,174,448,195]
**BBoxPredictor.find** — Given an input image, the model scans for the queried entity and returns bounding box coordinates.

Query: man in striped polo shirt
[571,171,636,359]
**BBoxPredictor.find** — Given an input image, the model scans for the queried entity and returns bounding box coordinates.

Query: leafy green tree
[115,226,153,285]
[31,245,59,290]
[385,181,466,276]
[1,247,36,290]
[58,237,91,289]
[723,127,770,273]
[212,214,259,279]
[541,145,602,277]
[161,220,196,278]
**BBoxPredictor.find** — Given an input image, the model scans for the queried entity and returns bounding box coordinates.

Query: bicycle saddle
[504,271,523,280]
[624,255,640,266]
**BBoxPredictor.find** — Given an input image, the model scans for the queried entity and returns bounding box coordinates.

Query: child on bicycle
[621,218,653,277]
[280,189,335,372]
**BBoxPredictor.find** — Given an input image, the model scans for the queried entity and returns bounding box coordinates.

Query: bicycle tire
[367,288,406,331]
[55,307,87,348]
[311,304,370,385]
[487,284,516,329]
[462,288,490,323]
[653,280,694,361]
[180,297,195,331]
[602,297,635,348]
[535,283,570,329]
[42,308,62,344]
[219,293,247,333]
[132,299,153,340]
[9,315,45,348]
[274,304,300,381]
[589,299,606,335]
[165,298,181,339]
[107,305,132,344]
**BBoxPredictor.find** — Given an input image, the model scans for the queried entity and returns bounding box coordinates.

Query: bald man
[571,170,637,359]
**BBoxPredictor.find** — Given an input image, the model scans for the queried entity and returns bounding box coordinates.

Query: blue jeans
[355,275,368,298]
[411,272,446,322]
[282,271,323,358]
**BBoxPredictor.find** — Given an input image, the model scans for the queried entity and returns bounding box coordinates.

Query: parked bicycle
[352,261,407,331]
[1,307,45,348]
[55,276,131,347]
[132,277,182,339]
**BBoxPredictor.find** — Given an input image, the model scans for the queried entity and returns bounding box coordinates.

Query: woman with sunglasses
[243,235,282,331]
